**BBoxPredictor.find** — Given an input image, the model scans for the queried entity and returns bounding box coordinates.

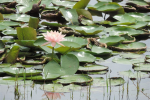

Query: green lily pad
[26,73,60,81]
[54,74,93,84]
[64,36,88,47]
[68,51,96,63]
[119,70,149,79]
[91,45,112,55]
[111,42,147,51]
[44,54,79,76]
[112,14,136,25]
[2,29,17,37]
[69,25,105,35]
[40,84,82,92]
[92,77,125,86]
[78,64,108,72]
[146,55,150,59]
[120,34,136,44]
[98,36,125,46]
[0,25,9,31]
[107,26,145,36]
[41,21,65,27]
[119,53,143,59]
[73,0,90,9]
[127,0,149,6]
[4,45,20,64]
[0,80,32,85]
[112,57,145,65]
[17,27,37,40]
[29,17,39,29]
[0,68,5,75]
[52,0,76,8]
[60,8,79,25]
[126,12,150,22]
[2,77,25,81]
[124,21,148,29]
[2,68,42,77]
[133,63,150,72]
[0,20,20,27]
[0,0,14,4]
[15,40,36,48]
[0,63,32,68]
[9,14,30,22]
[87,70,108,75]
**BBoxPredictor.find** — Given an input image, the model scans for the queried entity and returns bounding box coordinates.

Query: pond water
[0,0,150,100]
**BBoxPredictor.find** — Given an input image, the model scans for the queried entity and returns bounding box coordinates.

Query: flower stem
[52,47,54,60]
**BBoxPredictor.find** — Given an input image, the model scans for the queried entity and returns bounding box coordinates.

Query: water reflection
[42,92,65,100]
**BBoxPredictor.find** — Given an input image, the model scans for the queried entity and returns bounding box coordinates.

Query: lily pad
[9,14,30,22]
[64,36,88,47]
[0,80,32,85]
[87,70,108,75]
[0,20,20,27]
[0,63,32,68]
[41,21,65,27]
[98,36,125,46]
[2,29,17,37]
[112,57,145,65]
[44,54,79,76]
[120,34,136,44]
[15,40,36,48]
[78,64,108,72]
[91,45,112,55]
[54,74,93,84]
[119,70,149,79]
[0,25,9,31]
[52,0,76,8]
[2,68,42,77]
[68,51,96,63]
[73,0,90,9]
[107,26,145,36]
[111,42,147,51]
[119,53,143,59]
[40,84,81,92]
[133,63,150,72]
[26,73,60,81]
[92,77,125,86]
[0,68,5,75]
[127,0,149,6]
[60,8,79,25]
[69,25,105,35]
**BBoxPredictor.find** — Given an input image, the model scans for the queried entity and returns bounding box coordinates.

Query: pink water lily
[42,31,65,47]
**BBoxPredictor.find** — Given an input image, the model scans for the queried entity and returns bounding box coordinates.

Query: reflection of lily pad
[119,53,143,59]
[54,74,93,84]
[133,63,150,72]
[87,70,108,75]
[40,84,81,92]
[111,42,147,51]
[119,70,149,79]
[0,80,32,85]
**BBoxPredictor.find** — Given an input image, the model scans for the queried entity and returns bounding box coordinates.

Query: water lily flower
[42,31,65,47]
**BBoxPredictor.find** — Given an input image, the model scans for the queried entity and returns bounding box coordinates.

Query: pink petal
[41,42,51,46]
[51,42,56,47]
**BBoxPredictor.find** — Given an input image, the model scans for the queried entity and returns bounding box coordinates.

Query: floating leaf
[41,21,65,27]
[0,80,32,85]
[60,8,79,25]
[127,0,149,6]
[92,77,125,86]
[112,57,145,65]
[52,0,76,8]
[68,51,96,63]
[9,14,30,22]
[78,64,108,72]
[98,36,125,46]
[69,25,105,35]
[119,53,143,59]
[54,74,93,84]
[0,13,3,20]
[2,29,17,37]
[2,68,42,77]
[26,73,60,81]
[44,54,79,76]
[133,63,150,72]
[119,70,149,79]
[0,20,20,27]
[111,42,147,51]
